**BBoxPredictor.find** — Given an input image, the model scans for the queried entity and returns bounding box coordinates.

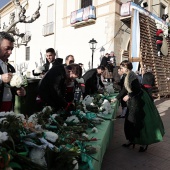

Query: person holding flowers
[0,31,26,112]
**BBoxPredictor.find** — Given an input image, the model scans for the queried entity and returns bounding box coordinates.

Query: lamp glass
[89,38,97,50]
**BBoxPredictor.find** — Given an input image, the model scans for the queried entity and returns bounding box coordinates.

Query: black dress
[116,71,164,145]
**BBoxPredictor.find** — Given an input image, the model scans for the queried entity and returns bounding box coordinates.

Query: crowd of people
[0,31,164,154]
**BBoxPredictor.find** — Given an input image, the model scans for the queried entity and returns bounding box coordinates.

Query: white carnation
[0,132,8,144]
[73,159,79,170]
[28,114,38,124]
[66,115,80,123]
[105,84,114,94]
[82,95,94,105]
[82,133,89,138]
[15,113,25,121]
[42,106,53,113]
[44,131,58,143]
[35,124,42,131]
[79,111,86,117]
[29,148,47,166]
[34,66,45,74]
[10,73,25,88]
[91,127,98,133]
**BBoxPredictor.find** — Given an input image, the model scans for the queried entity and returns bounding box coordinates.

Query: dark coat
[0,63,16,110]
[82,69,104,97]
[100,56,110,67]
[37,65,68,111]
[33,58,63,76]
[116,71,164,145]
[116,72,144,141]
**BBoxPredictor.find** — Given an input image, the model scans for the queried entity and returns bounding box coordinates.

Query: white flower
[42,106,53,113]
[66,115,80,123]
[10,73,25,88]
[44,131,58,143]
[105,84,115,94]
[0,132,8,144]
[82,95,94,105]
[34,66,45,74]
[73,159,79,170]
[35,124,42,130]
[82,133,89,138]
[91,127,98,133]
[28,114,38,124]
[100,99,112,114]
[63,123,67,126]
[51,114,59,118]
[0,111,14,117]
[29,148,47,166]
[79,111,86,117]
[15,113,25,121]
[0,118,6,123]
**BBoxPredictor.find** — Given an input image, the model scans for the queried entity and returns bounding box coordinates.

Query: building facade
[0,0,169,76]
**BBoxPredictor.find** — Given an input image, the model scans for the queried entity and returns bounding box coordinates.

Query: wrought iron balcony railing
[42,22,54,36]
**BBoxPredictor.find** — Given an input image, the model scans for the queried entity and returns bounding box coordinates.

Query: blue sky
[0,0,10,9]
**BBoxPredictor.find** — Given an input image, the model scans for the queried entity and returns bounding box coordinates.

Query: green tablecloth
[85,94,119,170]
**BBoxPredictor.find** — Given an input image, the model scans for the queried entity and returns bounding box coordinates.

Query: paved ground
[101,97,170,170]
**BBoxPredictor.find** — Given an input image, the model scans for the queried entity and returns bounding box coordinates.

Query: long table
[85,94,119,170]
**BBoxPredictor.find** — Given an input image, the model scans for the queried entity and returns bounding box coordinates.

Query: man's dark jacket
[33,58,63,76]
[37,65,68,111]
[82,68,104,97]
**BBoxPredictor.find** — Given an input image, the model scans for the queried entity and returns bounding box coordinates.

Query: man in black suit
[82,66,105,97]
[33,48,63,76]
[0,32,26,112]
[37,64,82,111]
[142,68,155,99]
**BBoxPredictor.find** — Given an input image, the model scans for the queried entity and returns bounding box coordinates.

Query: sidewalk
[101,98,170,170]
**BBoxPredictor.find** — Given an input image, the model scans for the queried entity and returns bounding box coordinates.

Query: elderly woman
[112,60,164,152]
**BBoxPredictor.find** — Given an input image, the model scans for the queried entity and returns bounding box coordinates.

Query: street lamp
[100,46,105,56]
[99,46,105,62]
[89,38,97,68]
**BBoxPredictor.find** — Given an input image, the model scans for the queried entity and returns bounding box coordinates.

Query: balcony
[70,5,96,28]
[42,22,54,36]
[21,31,31,45]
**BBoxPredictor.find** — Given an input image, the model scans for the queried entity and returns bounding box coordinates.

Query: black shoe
[122,143,135,148]
[116,115,125,118]
[139,145,148,152]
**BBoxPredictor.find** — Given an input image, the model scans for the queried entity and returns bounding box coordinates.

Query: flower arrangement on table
[0,89,116,170]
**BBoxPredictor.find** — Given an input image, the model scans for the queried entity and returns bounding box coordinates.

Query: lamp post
[89,38,97,68]
[99,46,105,62]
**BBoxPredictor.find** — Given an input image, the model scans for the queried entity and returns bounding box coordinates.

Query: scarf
[124,71,138,93]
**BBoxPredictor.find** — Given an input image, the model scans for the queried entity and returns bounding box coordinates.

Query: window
[81,0,92,8]
[160,3,166,18]
[47,4,54,23]
[26,47,30,61]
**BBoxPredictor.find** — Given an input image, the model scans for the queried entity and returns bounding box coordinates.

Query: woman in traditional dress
[112,60,165,152]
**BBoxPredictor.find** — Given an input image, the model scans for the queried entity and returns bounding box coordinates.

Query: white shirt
[49,63,53,69]
[0,60,12,101]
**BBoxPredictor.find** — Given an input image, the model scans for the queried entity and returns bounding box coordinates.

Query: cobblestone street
[102,98,170,170]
